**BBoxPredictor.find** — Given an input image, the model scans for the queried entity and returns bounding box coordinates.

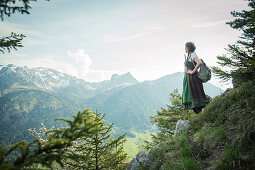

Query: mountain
[0,88,77,146]
[0,64,223,145]
[0,64,138,106]
[89,72,139,94]
[85,72,222,131]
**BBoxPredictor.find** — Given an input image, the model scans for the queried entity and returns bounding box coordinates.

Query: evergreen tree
[0,109,128,170]
[212,0,255,87]
[0,0,49,53]
[63,110,128,170]
[141,89,194,150]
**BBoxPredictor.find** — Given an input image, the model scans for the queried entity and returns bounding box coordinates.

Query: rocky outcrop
[126,151,151,170]
[174,119,190,137]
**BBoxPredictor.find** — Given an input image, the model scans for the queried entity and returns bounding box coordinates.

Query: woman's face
[185,46,189,53]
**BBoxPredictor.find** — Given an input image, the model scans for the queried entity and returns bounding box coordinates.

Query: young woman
[182,42,207,114]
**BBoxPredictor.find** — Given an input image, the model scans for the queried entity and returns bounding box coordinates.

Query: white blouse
[187,52,198,62]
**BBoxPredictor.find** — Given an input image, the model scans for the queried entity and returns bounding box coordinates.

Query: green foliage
[199,82,255,146]
[146,133,200,170]
[0,89,77,146]
[216,143,241,170]
[0,0,48,20]
[0,109,128,170]
[124,131,152,159]
[212,0,255,87]
[0,32,25,53]
[141,89,194,150]
[63,110,128,170]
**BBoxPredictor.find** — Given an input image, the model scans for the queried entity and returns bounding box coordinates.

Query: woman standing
[182,42,207,114]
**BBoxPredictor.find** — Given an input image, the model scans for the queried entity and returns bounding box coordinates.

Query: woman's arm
[187,57,202,74]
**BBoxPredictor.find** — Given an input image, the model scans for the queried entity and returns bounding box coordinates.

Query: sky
[0,0,250,89]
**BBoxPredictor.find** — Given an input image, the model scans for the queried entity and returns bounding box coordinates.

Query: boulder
[174,119,190,137]
[126,151,151,170]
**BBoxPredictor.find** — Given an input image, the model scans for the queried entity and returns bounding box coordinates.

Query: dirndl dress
[182,59,207,113]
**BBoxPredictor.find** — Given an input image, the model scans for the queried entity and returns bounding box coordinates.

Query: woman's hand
[187,70,194,74]
[188,57,202,74]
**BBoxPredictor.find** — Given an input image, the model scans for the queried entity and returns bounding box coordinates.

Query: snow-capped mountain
[0,64,139,97]
[0,64,83,89]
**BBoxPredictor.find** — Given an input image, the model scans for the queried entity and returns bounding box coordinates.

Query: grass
[141,133,201,170]
[188,82,255,169]
[123,130,153,160]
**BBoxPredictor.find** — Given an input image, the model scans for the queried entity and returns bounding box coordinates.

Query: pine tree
[212,0,255,87]
[141,89,194,150]
[0,0,49,53]
[0,32,25,53]
[63,110,128,170]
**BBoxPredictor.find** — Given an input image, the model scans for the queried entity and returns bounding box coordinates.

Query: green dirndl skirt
[182,72,192,109]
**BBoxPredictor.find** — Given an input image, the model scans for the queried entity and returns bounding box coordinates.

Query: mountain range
[0,64,223,145]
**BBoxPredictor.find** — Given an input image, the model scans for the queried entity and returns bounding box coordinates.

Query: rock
[126,151,151,170]
[174,119,190,137]
[156,142,166,148]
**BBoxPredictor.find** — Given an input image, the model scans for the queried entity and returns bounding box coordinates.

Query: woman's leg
[193,107,202,114]
[197,107,202,113]
[192,108,198,114]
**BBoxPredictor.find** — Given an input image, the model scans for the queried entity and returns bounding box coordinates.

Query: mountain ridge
[0,64,222,92]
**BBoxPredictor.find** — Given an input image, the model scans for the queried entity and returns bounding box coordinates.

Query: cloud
[67,49,92,78]
[1,49,118,82]
[148,26,164,31]
[0,21,53,46]
[66,49,120,82]
[0,21,48,37]
[192,20,228,28]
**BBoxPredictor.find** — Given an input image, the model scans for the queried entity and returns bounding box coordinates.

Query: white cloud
[1,49,118,82]
[0,21,48,37]
[129,67,174,82]
[148,26,164,31]
[193,20,228,28]
[67,49,92,78]
[66,49,120,82]
[0,21,54,46]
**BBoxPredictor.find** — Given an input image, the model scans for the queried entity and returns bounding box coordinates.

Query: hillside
[129,82,255,169]
[0,89,78,146]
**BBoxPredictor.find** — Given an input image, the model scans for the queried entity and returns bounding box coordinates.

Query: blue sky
[0,0,249,89]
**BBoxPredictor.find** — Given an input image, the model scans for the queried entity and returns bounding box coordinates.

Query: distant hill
[0,64,223,145]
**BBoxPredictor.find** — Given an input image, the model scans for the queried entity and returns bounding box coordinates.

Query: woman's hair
[185,42,196,53]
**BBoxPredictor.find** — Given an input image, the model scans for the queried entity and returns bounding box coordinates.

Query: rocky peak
[110,72,138,85]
